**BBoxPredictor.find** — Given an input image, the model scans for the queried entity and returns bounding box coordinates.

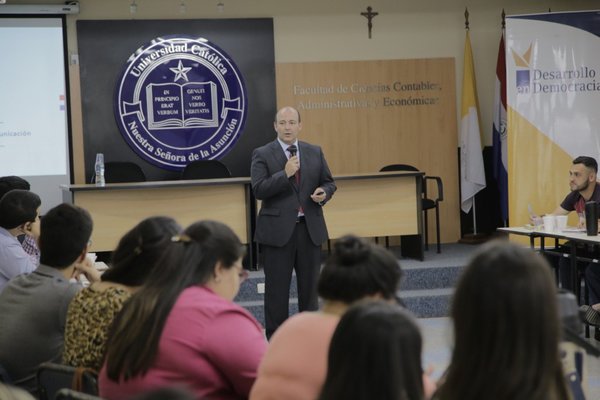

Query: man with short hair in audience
[0,203,101,395]
[0,189,41,292]
[543,156,600,329]
[0,176,41,266]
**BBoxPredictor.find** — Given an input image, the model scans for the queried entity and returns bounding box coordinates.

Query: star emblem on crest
[169,60,192,82]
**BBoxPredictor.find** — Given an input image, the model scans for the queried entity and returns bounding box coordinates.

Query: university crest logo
[114,35,247,170]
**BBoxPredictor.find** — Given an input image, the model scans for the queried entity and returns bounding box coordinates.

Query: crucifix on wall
[361,6,378,39]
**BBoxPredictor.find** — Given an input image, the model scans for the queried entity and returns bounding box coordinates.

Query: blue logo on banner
[516,70,530,90]
[511,44,533,94]
[114,36,247,170]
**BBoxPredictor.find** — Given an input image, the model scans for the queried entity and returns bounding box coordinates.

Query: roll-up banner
[506,11,600,227]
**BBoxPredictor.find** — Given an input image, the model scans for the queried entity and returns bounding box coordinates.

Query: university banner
[506,11,600,226]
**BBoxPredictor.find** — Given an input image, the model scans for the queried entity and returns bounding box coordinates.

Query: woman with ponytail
[250,235,406,400]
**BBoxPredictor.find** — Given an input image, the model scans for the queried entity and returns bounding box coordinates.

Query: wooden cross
[361,6,378,39]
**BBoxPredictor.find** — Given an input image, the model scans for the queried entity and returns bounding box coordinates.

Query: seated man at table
[0,189,41,292]
[0,203,101,395]
[545,156,600,325]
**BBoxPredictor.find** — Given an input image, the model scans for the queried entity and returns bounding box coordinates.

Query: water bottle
[94,153,105,187]
[585,201,598,236]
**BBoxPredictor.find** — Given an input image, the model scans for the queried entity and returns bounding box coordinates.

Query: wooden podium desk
[62,171,424,263]
[61,178,252,253]
[325,171,424,260]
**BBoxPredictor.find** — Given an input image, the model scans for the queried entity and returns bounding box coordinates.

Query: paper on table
[523,224,540,230]
[95,261,109,271]
[562,227,586,233]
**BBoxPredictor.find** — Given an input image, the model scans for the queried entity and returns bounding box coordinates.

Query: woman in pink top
[250,235,403,400]
[99,220,267,400]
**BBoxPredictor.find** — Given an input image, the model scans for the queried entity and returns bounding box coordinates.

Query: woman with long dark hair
[63,216,181,371]
[434,241,570,400]
[99,220,266,399]
[319,301,426,400]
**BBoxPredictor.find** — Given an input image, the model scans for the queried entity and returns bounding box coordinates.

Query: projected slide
[0,18,68,177]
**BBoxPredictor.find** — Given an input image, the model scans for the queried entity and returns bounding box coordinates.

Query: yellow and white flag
[460,30,486,213]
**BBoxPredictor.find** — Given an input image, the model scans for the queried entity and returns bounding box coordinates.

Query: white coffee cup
[543,215,556,232]
[555,215,568,231]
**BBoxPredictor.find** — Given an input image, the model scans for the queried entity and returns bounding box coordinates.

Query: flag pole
[466,8,479,236]
[501,9,507,227]
[472,198,478,234]
[458,8,488,244]
[492,9,509,227]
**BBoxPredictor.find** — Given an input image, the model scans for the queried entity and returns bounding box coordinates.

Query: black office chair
[181,160,231,180]
[104,161,146,183]
[37,362,98,400]
[0,362,11,383]
[380,164,444,253]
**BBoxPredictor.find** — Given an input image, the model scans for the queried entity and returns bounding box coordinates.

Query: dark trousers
[586,264,600,305]
[559,257,576,292]
[559,258,600,305]
[262,220,321,339]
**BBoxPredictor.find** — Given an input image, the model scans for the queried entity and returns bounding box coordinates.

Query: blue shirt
[0,227,36,292]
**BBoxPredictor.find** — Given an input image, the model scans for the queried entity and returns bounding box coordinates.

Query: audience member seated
[433,241,570,400]
[63,216,182,371]
[319,301,431,400]
[0,204,101,395]
[0,176,40,266]
[0,189,41,292]
[100,220,267,399]
[250,235,403,400]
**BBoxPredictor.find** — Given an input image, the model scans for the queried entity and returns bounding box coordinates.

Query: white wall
[6,0,598,147]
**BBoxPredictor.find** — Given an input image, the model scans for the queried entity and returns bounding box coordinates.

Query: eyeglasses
[233,262,249,283]
[87,239,93,248]
[239,269,249,283]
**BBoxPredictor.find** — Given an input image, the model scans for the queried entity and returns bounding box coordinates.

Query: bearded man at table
[548,156,600,328]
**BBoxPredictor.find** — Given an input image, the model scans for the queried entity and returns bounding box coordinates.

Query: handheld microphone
[287,144,297,157]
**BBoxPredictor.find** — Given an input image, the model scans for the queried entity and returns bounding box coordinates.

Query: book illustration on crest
[146,82,218,129]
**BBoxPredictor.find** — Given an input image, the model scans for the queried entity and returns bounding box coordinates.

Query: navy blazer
[251,140,336,247]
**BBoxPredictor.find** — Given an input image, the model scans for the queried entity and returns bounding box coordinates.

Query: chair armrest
[424,175,443,202]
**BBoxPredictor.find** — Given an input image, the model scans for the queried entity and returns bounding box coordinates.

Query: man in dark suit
[251,106,336,338]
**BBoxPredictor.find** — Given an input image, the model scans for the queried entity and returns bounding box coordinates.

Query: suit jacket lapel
[298,141,308,193]
[269,140,288,169]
